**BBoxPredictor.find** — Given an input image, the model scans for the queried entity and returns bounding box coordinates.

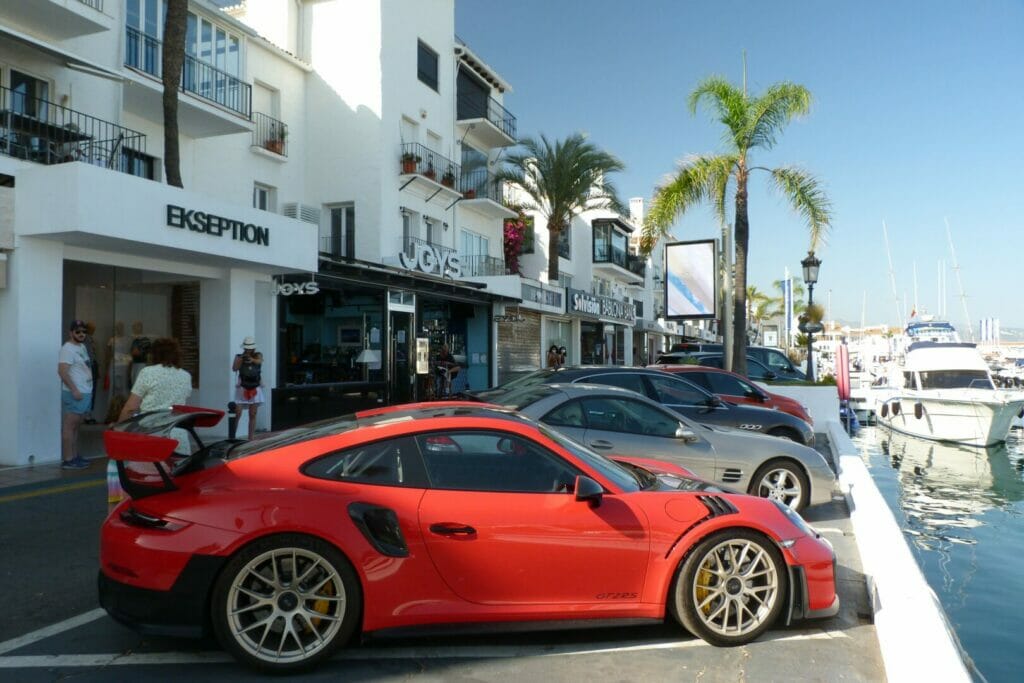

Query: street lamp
[801,250,822,382]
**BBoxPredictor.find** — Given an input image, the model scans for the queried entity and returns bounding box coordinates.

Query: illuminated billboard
[665,239,717,320]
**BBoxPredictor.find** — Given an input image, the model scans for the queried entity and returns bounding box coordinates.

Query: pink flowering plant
[503,215,527,274]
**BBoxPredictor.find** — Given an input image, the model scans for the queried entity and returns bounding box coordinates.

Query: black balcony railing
[400,143,460,189]
[402,235,455,261]
[125,25,252,118]
[457,92,517,141]
[78,0,103,10]
[462,255,511,277]
[252,112,288,156]
[459,168,505,202]
[0,84,148,176]
[633,299,644,319]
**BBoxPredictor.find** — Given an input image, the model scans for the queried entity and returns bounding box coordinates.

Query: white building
[0,0,519,465]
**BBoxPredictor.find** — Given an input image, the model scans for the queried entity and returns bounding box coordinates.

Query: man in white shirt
[57,319,93,469]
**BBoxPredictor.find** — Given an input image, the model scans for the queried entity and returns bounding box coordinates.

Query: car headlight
[772,499,816,546]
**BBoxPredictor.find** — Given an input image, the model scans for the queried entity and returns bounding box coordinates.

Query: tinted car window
[544,400,586,428]
[763,350,794,372]
[577,372,647,395]
[416,431,577,493]
[696,355,725,369]
[304,436,425,487]
[743,358,774,380]
[645,374,709,406]
[677,371,713,391]
[704,372,756,397]
[579,397,679,438]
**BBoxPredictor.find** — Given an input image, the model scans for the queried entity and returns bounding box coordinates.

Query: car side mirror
[765,371,777,380]
[706,395,723,407]
[675,426,699,442]
[574,475,603,507]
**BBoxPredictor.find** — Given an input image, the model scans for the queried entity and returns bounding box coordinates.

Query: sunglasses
[73,329,87,334]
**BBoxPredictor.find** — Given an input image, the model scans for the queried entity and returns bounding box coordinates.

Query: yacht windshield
[918,370,994,390]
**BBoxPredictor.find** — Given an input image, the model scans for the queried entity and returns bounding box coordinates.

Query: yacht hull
[877,393,1024,446]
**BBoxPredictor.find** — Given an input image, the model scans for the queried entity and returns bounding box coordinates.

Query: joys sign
[274,281,320,296]
[399,244,462,279]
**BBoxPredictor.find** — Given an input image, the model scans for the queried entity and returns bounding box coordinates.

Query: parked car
[100,404,838,672]
[470,366,815,445]
[493,383,835,511]
[655,363,813,425]
[659,345,807,381]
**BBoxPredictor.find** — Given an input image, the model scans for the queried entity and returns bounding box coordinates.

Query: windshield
[537,424,639,492]
[480,369,560,396]
[918,370,994,390]
[489,385,558,411]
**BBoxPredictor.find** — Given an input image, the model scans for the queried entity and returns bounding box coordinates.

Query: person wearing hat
[57,319,94,469]
[232,337,264,440]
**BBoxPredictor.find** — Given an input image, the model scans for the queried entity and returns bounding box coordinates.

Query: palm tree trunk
[547,217,561,283]
[733,179,749,376]
[162,0,188,188]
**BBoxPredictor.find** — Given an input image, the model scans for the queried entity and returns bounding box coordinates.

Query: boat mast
[882,220,902,325]
[945,218,974,341]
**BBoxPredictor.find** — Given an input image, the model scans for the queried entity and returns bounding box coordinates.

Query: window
[764,350,795,373]
[120,149,157,180]
[579,397,679,438]
[417,40,439,91]
[9,70,49,118]
[678,371,713,391]
[704,372,758,397]
[322,204,355,259]
[460,229,488,257]
[416,431,578,493]
[557,225,571,259]
[743,358,773,380]
[253,183,274,212]
[544,400,586,428]
[645,374,709,407]
[304,436,426,487]
[578,372,646,395]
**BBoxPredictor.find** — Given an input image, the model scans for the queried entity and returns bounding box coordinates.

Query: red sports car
[99,404,838,672]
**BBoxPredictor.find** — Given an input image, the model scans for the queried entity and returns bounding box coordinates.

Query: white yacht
[875,320,1024,446]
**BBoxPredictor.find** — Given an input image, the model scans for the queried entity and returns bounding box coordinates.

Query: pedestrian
[83,321,99,424]
[117,338,193,421]
[57,319,93,469]
[233,337,264,440]
[434,344,461,397]
[558,346,567,367]
[547,344,561,369]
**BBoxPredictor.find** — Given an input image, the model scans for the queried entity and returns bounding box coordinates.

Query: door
[389,311,414,404]
[416,430,649,605]
[577,396,718,481]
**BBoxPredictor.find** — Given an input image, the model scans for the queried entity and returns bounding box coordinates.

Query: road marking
[0,628,845,667]
[0,479,104,504]
[0,609,106,655]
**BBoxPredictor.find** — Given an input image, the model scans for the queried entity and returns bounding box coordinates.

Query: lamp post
[801,251,821,382]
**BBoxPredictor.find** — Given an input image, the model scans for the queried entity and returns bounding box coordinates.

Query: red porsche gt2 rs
[99,403,838,672]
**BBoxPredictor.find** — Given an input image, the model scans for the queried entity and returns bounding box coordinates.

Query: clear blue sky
[456,0,1024,330]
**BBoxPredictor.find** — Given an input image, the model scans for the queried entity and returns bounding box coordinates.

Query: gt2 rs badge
[595,592,638,600]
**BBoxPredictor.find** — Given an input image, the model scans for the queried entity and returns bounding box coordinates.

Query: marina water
[852,425,1024,682]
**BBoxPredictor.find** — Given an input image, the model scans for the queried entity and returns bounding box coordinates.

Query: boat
[874,320,1024,446]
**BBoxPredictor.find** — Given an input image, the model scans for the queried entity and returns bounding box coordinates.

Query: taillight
[119,507,190,531]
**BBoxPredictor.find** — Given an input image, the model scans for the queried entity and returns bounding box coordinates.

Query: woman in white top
[118,338,193,421]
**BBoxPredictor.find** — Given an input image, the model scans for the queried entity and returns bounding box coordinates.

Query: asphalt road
[0,467,886,682]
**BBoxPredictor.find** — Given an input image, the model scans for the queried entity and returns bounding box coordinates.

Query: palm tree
[495,133,625,282]
[161,0,188,188]
[642,75,831,375]
[746,285,782,341]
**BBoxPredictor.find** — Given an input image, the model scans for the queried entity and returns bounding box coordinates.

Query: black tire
[749,458,810,511]
[671,529,787,646]
[210,533,361,672]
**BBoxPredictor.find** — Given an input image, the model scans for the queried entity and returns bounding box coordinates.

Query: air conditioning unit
[282,203,320,225]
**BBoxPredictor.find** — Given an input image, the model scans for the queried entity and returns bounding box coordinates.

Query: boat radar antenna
[882,220,902,325]
[945,218,974,341]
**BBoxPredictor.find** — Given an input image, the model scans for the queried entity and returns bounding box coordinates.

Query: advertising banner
[664,239,716,320]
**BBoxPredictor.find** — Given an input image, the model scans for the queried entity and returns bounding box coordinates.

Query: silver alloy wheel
[225,547,347,665]
[755,467,803,509]
[690,537,780,637]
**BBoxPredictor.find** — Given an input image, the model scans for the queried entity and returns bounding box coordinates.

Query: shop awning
[313,258,521,303]
[0,25,124,81]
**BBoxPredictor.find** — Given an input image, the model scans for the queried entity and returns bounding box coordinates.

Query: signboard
[274,281,319,296]
[398,244,462,279]
[494,313,526,323]
[664,239,716,319]
[763,325,779,348]
[567,288,636,323]
[167,204,270,246]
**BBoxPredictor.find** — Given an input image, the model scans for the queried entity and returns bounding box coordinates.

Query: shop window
[417,40,439,91]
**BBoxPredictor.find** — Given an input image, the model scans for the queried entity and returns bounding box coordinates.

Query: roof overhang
[0,24,123,82]
[454,43,512,94]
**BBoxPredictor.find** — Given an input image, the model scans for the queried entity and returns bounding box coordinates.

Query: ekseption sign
[665,239,717,320]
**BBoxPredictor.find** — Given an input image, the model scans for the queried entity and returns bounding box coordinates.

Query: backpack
[238,357,262,389]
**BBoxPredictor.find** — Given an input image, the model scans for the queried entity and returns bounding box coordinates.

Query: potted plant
[423,161,436,180]
[401,151,420,174]
[463,188,477,199]
[441,168,455,188]
[265,125,286,155]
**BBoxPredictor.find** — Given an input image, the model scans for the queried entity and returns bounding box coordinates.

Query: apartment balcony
[592,241,642,282]
[123,26,252,138]
[456,92,517,149]
[627,254,647,279]
[398,143,462,204]
[0,0,112,40]
[0,84,149,178]
[251,112,288,159]
[458,169,516,220]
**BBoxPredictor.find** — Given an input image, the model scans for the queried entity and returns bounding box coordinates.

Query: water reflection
[875,428,1024,550]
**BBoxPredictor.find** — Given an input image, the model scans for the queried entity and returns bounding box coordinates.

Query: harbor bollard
[227,401,240,440]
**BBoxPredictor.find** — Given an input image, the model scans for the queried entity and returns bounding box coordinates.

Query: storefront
[272,259,507,429]
[566,288,636,366]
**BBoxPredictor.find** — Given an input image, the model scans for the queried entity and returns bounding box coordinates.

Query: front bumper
[784,535,839,623]
[98,554,225,638]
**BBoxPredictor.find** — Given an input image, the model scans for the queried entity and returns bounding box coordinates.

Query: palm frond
[744,82,812,151]
[688,76,748,150]
[640,154,735,254]
[770,166,832,251]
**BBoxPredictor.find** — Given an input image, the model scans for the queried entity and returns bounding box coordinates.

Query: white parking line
[0,629,845,668]
[0,609,106,655]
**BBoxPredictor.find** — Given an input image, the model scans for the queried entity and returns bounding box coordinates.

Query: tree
[642,75,831,375]
[161,0,188,188]
[495,133,625,282]
[746,285,782,340]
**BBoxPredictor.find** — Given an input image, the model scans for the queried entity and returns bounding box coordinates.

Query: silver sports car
[493,383,835,511]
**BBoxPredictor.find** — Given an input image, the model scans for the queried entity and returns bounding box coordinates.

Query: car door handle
[429,522,477,536]
[589,440,614,450]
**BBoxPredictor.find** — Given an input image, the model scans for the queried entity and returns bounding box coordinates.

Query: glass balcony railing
[0,84,149,178]
[461,255,511,277]
[628,254,647,278]
[125,25,252,118]
[521,279,563,308]
[593,240,627,267]
[457,92,517,141]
